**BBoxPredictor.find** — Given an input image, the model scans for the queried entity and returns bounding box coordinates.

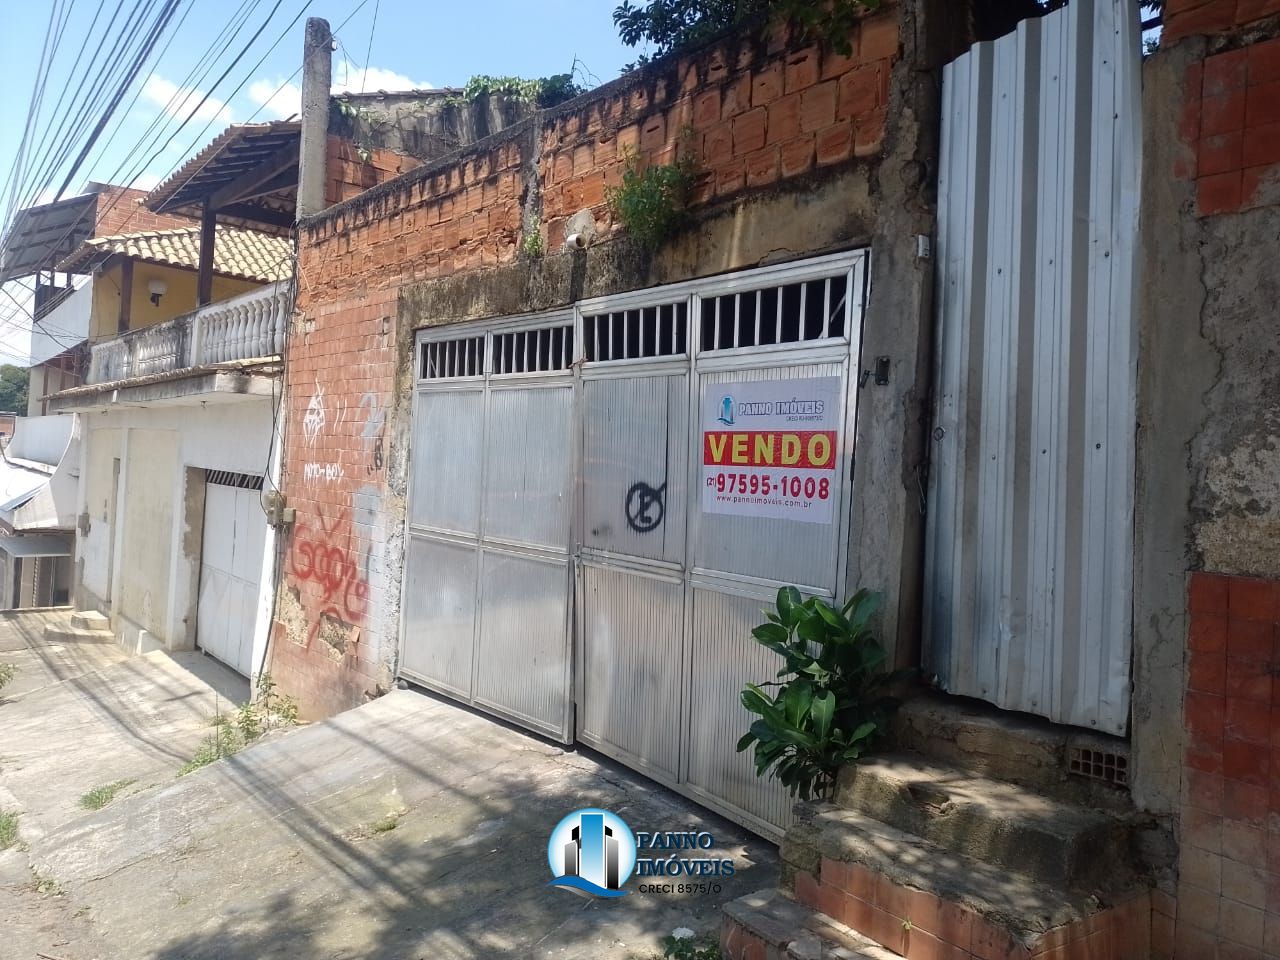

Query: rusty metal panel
[925,0,1140,735]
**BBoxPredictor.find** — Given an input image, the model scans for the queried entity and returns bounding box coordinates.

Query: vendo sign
[700,376,842,524]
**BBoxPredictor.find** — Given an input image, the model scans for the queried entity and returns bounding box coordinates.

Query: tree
[0,365,29,413]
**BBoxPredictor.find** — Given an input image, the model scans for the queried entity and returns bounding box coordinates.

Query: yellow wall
[90,260,264,341]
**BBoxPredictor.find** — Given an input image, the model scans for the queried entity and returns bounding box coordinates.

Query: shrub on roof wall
[605,141,700,251]
[737,586,911,800]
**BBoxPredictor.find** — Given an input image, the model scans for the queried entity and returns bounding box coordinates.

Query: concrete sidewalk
[1,616,778,959]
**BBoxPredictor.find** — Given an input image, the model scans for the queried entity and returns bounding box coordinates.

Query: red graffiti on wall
[290,510,369,642]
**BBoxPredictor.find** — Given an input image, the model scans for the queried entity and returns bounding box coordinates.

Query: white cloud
[332,59,431,94]
[245,61,430,121]
[141,76,233,124]
[247,78,301,120]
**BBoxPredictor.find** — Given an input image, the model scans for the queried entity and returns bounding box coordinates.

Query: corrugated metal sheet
[924,0,1140,736]
[579,564,685,781]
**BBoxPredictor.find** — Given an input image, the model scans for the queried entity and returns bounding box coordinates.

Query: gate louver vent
[422,336,484,379]
[492,324,574,374]
[206,470,264,490]
[583,301,688,362]
[699,274,849,352]
[1067,746,1128,788]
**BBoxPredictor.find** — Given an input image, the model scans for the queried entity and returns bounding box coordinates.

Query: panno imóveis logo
[546,808,637,898]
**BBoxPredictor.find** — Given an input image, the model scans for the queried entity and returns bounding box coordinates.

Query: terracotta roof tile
[58,225,292,282]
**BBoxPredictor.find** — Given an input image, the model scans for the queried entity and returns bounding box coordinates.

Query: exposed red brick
[693,89,721,129]
[767,93,802,145]
[715,161,746,196]
[1250,36,1280,86]
[1189,649,1228,695]
[800,80,838,133]
[721,73,752,119]
[854,108,886,157]
[1200,131,1245,175]
[702,121,734,167]
[732,107,768,155]
[1191,571,1232,615]
[780,135,815,177]
[1230,577,1280,620]
[1236,0,1280,23]
[816,120,854,166]
[1202,90,1247,136]
[1187,690,1226,738]
[1165,1,1241,43]
[752,62,783,106]
[1198,170,1244,214]
[1241,160,1280,207]
[640,114,667,151]
[785,47,820,93]
[859,13,900,63]
[1207,48,1251,96]
[838,65,882,121]
[744,145,780,187]
[1245,79,1280,128]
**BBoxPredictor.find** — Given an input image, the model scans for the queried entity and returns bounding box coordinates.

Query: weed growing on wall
[736,587,909,800]
[606,146,699,251]
[0,661,16,694]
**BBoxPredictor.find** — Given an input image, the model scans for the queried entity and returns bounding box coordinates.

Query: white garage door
[198,471,267,677]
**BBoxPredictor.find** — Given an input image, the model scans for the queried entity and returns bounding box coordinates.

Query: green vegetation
[78,778,137,811]
[522,230,545,258]
[0,809,18,850]
[455,73,585,108]
[179,673,299,776]
[0,365,28,414]
[660,930,721,960]
[613,0,882,64]
[605,146,699,251]
[736,586,909,800]
[0,660,15,694]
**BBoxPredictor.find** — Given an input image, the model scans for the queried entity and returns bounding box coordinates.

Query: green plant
[660,930,719,960]
[0,809,18,850]
[178,674,298,776]
[0,660,16,693]
[454,73,585,108]
[606,146,699,251]
[522,230,544,258]
[78,778,136,811]
[736,586,908,800]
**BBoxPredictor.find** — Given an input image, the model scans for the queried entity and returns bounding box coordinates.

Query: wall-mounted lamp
[148,278,167,306]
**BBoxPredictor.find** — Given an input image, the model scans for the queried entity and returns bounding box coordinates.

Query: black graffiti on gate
[625,481,667,533]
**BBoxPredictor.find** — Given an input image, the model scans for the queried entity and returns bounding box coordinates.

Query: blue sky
[0,0,641,365]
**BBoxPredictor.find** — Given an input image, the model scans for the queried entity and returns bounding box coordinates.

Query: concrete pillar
[296,17,332,220]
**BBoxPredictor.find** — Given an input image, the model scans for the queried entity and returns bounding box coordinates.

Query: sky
[0,0,643,368]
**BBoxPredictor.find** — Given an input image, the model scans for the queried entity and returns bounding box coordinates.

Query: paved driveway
[0,614,778,959]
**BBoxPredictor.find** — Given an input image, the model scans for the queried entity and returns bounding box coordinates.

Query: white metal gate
[924,0,1141,735]
[402,252,867,835]
[401,316,576,741]
[198,471,267,677]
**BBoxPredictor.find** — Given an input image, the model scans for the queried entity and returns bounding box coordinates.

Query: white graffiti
[302,384,326,448]
[303,462,345,483]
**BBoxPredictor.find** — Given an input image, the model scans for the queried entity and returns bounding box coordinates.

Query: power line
[360,0,381,94]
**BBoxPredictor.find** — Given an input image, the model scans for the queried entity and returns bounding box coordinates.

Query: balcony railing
[87,283,290,385]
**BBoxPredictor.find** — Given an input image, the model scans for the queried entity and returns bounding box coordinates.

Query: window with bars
[699,274,850,352]
[421,336,485,380]
[583,301,688,362]
[492,324,574,375]
[207,470,264,490]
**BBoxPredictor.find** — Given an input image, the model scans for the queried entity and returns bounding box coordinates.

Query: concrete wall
[1135,4,1280,957]
[273,0,938,718]
[75,401,275,655]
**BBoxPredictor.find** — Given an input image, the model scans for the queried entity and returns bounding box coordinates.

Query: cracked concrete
[0,615,777,959]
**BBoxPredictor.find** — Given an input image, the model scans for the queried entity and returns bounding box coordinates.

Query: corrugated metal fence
[924,0,1141,736]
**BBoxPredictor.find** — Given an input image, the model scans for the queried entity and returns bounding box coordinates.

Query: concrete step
[42,624,115,645]
[779,802,1151,959]
[722,888,901,960]
[834,751,1136,891]
[891,692,1133,812]
[69,610,110,632]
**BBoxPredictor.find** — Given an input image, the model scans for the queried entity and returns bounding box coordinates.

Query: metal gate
[198,471,267,677]
[402,251,866,835]
[924,0,1141,735]
[401,315,576,741]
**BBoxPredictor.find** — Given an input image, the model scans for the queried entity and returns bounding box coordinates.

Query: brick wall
[274,9,901,717]
[323,136,424,206]
[91,185,194,237]
[1171,573,1280,959]
[1163,0,1280,45]
[1177,37,1280,214]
